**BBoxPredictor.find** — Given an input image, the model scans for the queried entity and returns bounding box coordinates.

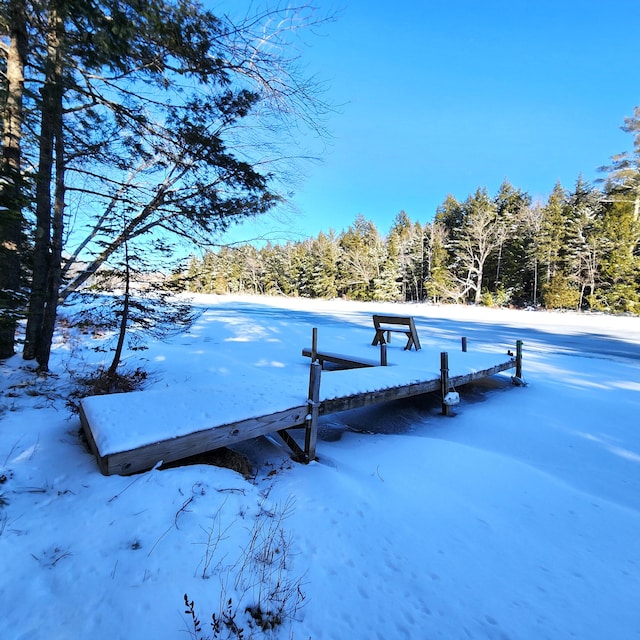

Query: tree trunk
[474,264,484,304]
[23,3,64,369]
[0,0,27,359]
[107,241,131,379]
[35,81,66,370]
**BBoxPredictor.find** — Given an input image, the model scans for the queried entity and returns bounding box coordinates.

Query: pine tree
[261,242,290,296]
[387,211,413,300]
[424,220,453,303]
[591,197,640,313]
[309,232,340,299]
[337,214,383,301]
[599,106,640,221]
[404,221,428,302]
[373,231,401,302]
[538,182,568,286]
[435,194,465,233]
[489,180,532,303]
[595,106,640,312]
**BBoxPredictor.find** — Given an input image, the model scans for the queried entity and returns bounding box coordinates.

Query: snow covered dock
[80,336,521,476]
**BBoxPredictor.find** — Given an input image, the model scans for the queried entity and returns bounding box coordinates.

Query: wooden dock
[80,339,523,476]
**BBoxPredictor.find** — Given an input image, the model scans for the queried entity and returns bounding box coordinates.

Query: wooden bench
[371,314,421,351]
[301,348,380,369]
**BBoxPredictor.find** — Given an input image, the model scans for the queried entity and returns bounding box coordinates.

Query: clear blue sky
[222,0,640,245]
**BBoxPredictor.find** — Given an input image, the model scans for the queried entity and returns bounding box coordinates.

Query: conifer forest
[185,170,640,314]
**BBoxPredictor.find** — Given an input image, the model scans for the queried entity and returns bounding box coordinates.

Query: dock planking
[80,338,522,476]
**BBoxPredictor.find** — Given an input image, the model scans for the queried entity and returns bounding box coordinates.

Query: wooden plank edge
[301,348,378,368]
[320,378,442,414]
[79,403,110,475]
[448,359,516,386]
[94,403,309,476]
[320,358,516,415]
[372,314,414,325]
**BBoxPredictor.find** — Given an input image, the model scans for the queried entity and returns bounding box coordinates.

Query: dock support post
[380,343,388,366]
[461,337,467,352]
[515,340,523,379]
[311,327,318,363]
[304,361,321,462]
[440,351,451,416]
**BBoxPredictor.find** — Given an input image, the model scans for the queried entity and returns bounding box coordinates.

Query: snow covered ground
[1,294,639,640]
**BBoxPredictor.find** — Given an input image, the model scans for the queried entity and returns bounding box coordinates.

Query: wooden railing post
[440,351,451,416]
[311,327,318,363]
[304,361,321,462]
[380,343,387,366]
[515,340,523,379]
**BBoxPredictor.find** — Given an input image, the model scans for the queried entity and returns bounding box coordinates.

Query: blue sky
[223,0,640,245]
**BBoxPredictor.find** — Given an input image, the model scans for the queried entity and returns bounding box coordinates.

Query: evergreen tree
[404,221,428,302]
[538,181,582,310]
[537,178,602,310]
[590,197,640,313]
[292,239,315,297]
[434,194,464,258]
[599,106,640,221]
[387,211,413,300]
[261,242,294,296]
[594,106,640,312]
[373,230,402,302]
[538,182,568,286]
[489,179,532,303]
[435,193,465,233]
[309,232,339,298]
[423,220,453,303]
[337,214,383,300]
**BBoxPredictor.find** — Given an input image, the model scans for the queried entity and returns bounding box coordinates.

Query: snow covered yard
[1,295,639,640]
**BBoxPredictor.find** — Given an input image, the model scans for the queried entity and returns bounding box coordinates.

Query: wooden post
[515,340,523,379]
[311,327,318,363]
[440,351,451,416]
[461,337,467,352]
[304,361,321,462]
[380,343,387,366]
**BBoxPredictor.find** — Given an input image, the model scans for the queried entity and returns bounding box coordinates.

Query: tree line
[185,151,640,315]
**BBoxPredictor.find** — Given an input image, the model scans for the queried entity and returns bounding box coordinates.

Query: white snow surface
[1,294,639,640]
